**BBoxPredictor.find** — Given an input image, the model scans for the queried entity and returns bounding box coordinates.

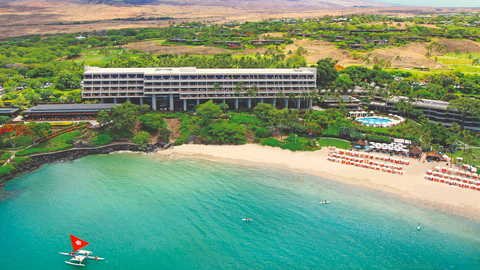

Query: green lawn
[318,138,351,149]
[445,148,480,166]
[16,131,81,156]
[71,48,125,63]
[3,135,33,150]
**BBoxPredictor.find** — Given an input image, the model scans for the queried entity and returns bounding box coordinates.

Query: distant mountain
[75,0,387,8]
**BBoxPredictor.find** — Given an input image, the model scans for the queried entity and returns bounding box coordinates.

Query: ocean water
[1,153,480,269]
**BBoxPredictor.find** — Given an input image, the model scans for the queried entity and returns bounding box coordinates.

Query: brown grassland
[0,0,478,38]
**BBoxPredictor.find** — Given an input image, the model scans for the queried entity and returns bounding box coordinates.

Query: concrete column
[222,98,225,104]
[114,98,117,104]
[297,98,300,109]
[197,99,200,105]
[260,98,264,104]
[247,98,251,109]
[127,97,130,102]
[183,99,187,111]
[309,98,312,108]
[285,99,288,109]
[139,97,143,106]
[152,94,157,110]
[273,98,276,108]
[101,98,104,103]
[235,99,239,109]
[169,93,174,111]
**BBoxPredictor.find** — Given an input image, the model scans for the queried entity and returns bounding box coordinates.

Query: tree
[132,131,150,144]
[394,99,413,117]
[55,70,81,90]
[97,110,111,127]
[316,58,339,89]
[0,123,31,148]
[234,81,245,96]
[40,89,53,101]
[138,113,167,132]
[109,101,141,137]
[23,91,41,105]
[0,116,11,125]
[447,98,480,130]
[219,103,229,113]
[27,122,52,145]
[12,95,30,109]
[196,100,222,127]
[94,134,112,145]
[335,74,354,92]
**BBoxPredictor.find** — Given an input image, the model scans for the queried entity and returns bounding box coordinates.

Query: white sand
[160,144,480,219]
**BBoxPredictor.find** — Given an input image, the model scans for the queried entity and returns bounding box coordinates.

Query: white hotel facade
[82,66,317,110]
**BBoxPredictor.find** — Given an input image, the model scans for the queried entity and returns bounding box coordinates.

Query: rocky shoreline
[0,142,166,184]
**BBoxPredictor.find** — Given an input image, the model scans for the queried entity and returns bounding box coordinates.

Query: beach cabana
[409,147,422,158]
[426,152,443,161]
[354,139,366,149]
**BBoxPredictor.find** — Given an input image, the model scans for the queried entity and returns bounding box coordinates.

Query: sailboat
[59,235,104,267]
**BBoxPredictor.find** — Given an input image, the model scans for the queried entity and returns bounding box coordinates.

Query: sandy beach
[160,144,480,219]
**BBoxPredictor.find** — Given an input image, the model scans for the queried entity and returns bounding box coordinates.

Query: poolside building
[370,97,480,131]
[82,66,317,111]
[23,104,115,121]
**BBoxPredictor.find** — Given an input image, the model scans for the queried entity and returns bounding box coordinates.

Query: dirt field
[123,38,480,70]
[0,0,479,38]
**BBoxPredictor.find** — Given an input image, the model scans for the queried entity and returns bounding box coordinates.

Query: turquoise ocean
[1,153,480,269]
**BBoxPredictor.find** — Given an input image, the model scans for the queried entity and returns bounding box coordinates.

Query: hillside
[0,0,475,38]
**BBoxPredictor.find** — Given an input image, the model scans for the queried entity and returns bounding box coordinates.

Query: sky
[377,0,480,7]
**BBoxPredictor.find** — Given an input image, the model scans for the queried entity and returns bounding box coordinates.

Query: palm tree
[234,81,245,97]
[446,135,457,168]
[212,82,223,95]
[301,92,309,107]
[288,92,296,108]
[325,108,336,147]
[250,84,259,106]
[277,91,286,108]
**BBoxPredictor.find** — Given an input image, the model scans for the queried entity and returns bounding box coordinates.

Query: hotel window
[111,74,119,78]
[120,74,127,78]
[137,74,144,78]
[102,74,110,79]
[145,76,152,80]
[128,74,136,78]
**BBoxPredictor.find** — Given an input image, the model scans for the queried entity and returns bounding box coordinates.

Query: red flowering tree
[27,122,52,145]
[0,123,31,148]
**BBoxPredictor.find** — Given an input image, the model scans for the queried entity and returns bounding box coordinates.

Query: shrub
[260,138,283,147]
[366,134,391,143]
[132,131,150,144]
[12,156,31,166]
[138,113,167,132]
[0,164,15,177]
[158,127,171,143]
[254,127,271,138]
[94,134,112,145]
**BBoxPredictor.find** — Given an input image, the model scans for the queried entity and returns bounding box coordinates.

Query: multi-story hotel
[82,66,317,111]
[371,97,480,131]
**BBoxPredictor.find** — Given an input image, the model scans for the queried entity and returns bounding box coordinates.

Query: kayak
[242,218,252,221]
[417,225,421,230]
[320,201,330,204]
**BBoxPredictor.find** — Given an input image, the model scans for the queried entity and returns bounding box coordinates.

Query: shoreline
[159,144,480,220]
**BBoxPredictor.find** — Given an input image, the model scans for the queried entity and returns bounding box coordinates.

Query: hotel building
[82,66,317,111]
[371,97,480,131]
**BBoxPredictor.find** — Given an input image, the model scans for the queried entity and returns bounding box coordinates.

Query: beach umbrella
[388,113,393,116]
[355,145,361,149]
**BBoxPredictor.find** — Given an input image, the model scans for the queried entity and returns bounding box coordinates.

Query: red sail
[70,235,89,252]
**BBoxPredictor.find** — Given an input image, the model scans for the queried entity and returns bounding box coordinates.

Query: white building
[82,66,317,111]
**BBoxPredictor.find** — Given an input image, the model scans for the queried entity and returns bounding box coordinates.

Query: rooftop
[84,66,317,75]
[24,104,115,114]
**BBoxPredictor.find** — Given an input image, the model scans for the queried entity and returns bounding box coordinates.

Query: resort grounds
[160,144,480,219]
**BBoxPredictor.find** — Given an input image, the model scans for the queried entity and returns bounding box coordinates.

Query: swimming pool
[357,117,393,126]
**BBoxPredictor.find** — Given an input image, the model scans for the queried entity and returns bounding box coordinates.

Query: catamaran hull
[59,252,105,260]
[65,261,85,267]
